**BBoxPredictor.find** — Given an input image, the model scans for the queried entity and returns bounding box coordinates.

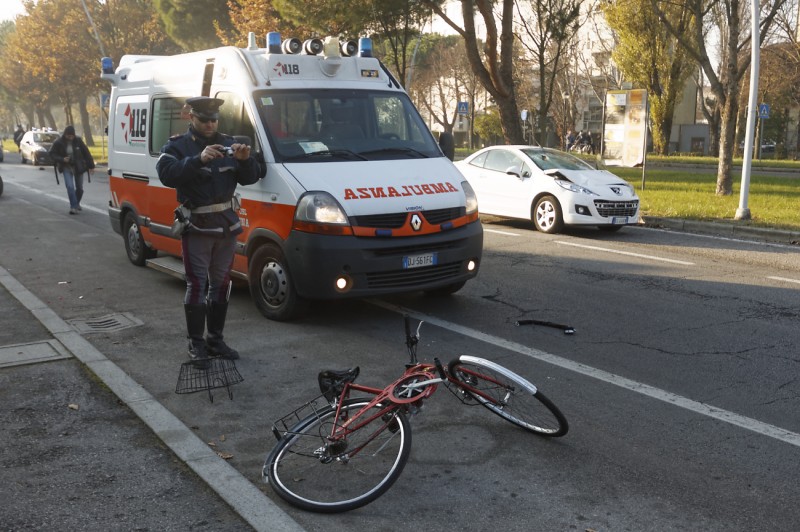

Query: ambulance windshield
[255,89,442,162]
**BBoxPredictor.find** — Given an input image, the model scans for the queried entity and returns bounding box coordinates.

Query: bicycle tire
[264,398,412,513]
[448,355,568,437]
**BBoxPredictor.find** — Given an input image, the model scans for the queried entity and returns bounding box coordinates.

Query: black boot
[206,301,239,360]
[184,304,210,368]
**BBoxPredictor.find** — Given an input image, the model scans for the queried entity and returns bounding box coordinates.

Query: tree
[152,0,232,51]
[271,0,441,88]
[423,0,525,144]
[473,106,503,145]
[652,0,788,196]
[515,0,582,148]
[603,0,694,155]
[216,0,296,48]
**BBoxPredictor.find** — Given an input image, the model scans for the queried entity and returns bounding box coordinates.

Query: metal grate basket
[175,358,243,402]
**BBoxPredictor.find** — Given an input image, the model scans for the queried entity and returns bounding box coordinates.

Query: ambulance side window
[150,97,188,155]
[216,92,259,152]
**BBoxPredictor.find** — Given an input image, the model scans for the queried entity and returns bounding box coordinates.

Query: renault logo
[410,213,423,231]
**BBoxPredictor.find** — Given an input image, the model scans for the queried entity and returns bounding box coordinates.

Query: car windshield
[34,133,59,143]
[254,89,441,162]
[521,148,594,171]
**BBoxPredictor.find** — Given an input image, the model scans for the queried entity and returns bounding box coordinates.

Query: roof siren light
[282,38,302,54]
[101,57,114,75]
[304,38,323,55]
[340,40,357,57]
[358,37,372,57]
[267,32,282,54]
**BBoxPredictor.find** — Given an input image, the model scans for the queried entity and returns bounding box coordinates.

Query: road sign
[758,103,770,119]
[457,101,468,115]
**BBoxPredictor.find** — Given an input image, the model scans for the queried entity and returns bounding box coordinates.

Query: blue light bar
[101,57,114,75]
[358,37,372,57]
[267,32,282,54]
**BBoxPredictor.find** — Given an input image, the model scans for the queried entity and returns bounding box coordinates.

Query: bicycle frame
[324,357,531,458]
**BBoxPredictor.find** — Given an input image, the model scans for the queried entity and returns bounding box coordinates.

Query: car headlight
[295,191,349,225]
[461,180,479,214]
[555,179,599,196]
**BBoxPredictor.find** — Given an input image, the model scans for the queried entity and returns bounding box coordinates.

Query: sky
[2,1,27,23]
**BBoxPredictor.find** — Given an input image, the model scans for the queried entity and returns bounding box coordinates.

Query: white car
[454,145,640,233]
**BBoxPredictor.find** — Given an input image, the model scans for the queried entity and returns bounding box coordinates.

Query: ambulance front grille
[351,207,466,229]
[365,262,463,289]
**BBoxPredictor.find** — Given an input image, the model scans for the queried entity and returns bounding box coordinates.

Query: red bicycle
[263,316,568,513]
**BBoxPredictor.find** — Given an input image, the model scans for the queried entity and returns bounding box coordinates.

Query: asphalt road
[2,153,799,531]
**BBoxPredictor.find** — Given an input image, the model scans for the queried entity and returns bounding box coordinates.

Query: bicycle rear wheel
[264,398,412,513]
[448,355,568,437]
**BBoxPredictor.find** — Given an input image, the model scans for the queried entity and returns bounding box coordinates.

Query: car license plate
[611,216,628,225]
[403,252,438,269]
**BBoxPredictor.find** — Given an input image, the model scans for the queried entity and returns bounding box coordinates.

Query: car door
[479,149,532,218]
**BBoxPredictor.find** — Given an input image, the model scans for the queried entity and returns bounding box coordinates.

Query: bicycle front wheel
[264,398,412,513]
[448,355,568,437]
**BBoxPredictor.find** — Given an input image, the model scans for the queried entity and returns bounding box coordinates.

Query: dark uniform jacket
[50,135,95,174]
[156,126,263,236]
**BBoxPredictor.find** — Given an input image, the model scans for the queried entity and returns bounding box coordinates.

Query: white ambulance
[101,33,482,321]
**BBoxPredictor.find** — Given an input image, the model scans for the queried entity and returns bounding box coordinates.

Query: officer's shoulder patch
[168,133,183,141]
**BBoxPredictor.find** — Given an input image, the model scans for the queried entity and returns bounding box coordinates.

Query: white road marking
[5,180,106,215]
[485,228,521,236]
[767,276,800,285]
[555,240,695,265]
[372,300,800,449]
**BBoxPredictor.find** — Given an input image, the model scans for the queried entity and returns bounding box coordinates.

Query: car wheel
[533,195,564,234]
[123,212,156,266]
[248,243,306,321]
[20,153,27,164]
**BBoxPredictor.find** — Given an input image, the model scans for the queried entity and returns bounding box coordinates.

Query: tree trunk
[497,93,524,144]
[79,98,95,146]
[715,96,739,195]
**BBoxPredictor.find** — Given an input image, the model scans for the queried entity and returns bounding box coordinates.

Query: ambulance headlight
[461,181,479,215]
[295,192,349,225]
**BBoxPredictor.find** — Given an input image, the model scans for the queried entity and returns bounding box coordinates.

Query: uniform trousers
[181,230,235,305]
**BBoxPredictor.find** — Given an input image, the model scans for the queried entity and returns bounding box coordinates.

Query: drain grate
[68,312,144,334]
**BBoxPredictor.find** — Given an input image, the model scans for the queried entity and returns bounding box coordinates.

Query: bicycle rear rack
[271,393,331,440]
[175,358,243,402]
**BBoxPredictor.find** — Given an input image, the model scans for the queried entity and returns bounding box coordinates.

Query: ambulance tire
[123,212,156,266]
[249,244,306,321]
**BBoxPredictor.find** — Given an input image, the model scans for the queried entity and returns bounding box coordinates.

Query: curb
[643,216,800,245]
[0,265,305,532]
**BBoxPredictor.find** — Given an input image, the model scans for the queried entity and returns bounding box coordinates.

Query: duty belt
[191,200,234,214]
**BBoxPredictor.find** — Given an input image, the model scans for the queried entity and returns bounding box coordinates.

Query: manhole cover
[68,312,143,334]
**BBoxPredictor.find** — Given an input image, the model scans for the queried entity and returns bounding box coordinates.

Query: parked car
[20,130,59,166]
[454,145,640,233]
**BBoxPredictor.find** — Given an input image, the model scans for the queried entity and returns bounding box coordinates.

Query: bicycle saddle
[318,367,360,402]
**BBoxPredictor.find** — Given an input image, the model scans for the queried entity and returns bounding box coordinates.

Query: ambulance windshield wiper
[359,147,429,158]
[283,149,368,161]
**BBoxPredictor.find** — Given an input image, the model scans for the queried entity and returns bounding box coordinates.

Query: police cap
[186,96,225,120]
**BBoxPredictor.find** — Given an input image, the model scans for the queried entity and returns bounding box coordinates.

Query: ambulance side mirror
[438,132,454,161]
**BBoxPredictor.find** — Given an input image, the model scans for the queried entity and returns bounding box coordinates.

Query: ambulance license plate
[611,216,628,224]
[403,252,438,269]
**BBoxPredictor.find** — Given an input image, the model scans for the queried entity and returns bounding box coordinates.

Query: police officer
[156,96,263,367]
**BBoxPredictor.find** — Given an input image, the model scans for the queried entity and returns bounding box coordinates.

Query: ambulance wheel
[123,212,156,266]
[249,244,305,321]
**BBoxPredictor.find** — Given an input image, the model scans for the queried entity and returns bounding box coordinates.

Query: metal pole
[735,0,758,221]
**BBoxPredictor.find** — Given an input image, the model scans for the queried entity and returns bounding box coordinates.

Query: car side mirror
[505,165,523,178]
[438,132,455,161]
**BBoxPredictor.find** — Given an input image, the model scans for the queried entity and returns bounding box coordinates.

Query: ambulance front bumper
[285,221,483,299]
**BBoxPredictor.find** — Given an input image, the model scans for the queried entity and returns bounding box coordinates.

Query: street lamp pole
[562,94,570,150]
[735,0,759,221]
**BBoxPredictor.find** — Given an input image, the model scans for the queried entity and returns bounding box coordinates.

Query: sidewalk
[642,216,800,246]
[0,265,304,532]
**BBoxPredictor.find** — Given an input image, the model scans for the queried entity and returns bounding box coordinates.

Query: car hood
[545,168,629,188]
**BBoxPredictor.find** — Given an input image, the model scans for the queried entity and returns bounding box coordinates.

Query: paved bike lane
[0,265,303,532]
